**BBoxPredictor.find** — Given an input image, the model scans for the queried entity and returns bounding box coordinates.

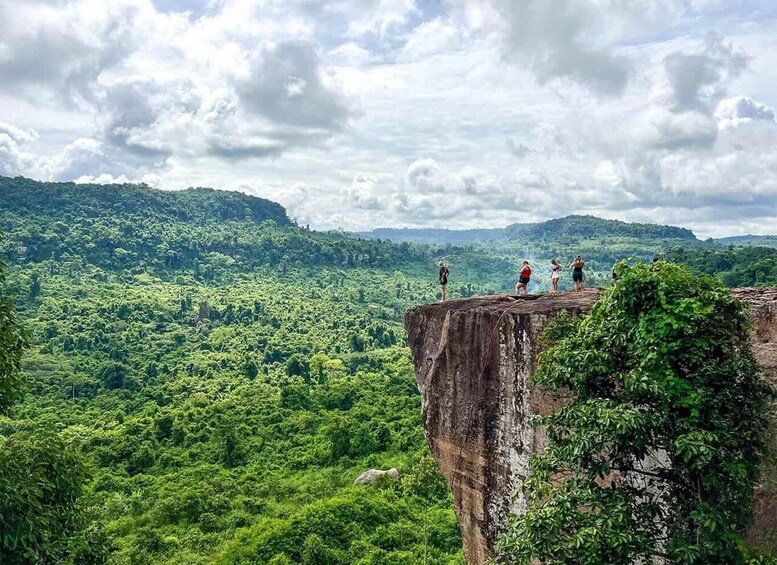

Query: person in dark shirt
[571,256,585,291]
[439,261,450,302]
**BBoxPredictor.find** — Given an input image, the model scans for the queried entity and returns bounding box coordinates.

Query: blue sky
[1,0,776,237]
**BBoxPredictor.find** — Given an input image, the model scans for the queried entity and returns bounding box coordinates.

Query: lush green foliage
[497,262,772,564]
[0,259,26,413]
[0,178,474,563]
[0,428,109,564]
[0,258,105,563]
[4,263,465,564]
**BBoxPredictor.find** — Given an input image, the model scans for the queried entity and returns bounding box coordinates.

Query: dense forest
[1,176,775,564]
[661,246,777,288]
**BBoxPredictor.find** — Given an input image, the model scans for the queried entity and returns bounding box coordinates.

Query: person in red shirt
[515,260,532,295]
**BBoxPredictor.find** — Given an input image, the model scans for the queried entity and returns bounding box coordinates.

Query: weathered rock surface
[405,287,777,564]
[354,468,400,485]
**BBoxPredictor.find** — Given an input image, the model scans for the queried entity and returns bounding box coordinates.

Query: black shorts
[440,279,447,286]
[518,276,530,284]
[572,271,583,282]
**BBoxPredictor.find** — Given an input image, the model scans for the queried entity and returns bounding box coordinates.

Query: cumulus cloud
[74,172,162,186]
[0,122,39,176]
[346,0,418,38]
[716,96,775,130]
[633,107,719,150]
[0,0,354,177]
[492,0,632,95]
[343,173,389,210]
[0,0,169,105]
[400,18,461,61]
[236,41,351,131]
[406,158,444,192]
[615,34,752,153]
[661,33,748,112]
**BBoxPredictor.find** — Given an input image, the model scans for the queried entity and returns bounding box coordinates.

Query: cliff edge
[405,287,776,564]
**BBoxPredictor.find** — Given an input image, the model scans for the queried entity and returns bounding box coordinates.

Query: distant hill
[357,215,698,245]
[714,235,777,248]
[504,215,696,241]
[0,175,290,225]
[0,176,431,274]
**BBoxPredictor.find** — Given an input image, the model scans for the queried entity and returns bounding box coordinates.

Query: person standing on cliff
[550,259,561,293]
[571,255,585,291]
[439,260,450,302]
[515,260,532,295]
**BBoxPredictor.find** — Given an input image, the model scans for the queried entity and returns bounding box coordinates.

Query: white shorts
[551,273,560,279]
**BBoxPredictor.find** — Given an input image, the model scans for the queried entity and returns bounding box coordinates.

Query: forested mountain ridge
[503,214,696,241]
[0,176,290,225]
[357,215,698,245]
[0,176,434,276]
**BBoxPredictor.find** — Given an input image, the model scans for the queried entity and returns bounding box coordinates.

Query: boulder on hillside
[354,468,399,486]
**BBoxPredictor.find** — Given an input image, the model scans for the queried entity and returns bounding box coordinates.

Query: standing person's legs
[551,277,558,292]
[441,284,447,302]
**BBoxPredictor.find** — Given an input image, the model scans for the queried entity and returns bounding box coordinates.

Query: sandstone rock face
[405,288,777,565]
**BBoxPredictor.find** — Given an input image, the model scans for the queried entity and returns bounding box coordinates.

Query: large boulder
[354,468,400,486]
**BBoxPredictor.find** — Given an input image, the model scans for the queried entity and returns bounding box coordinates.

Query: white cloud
[716,96,775,130]
[633,107,719,150]
[235,41,351,131]
[406,158,443,192]
[660,32,749,112]
[74,172,161,186]
[0,122,39,176]
[346,0,418,38]
[491,0,633,95]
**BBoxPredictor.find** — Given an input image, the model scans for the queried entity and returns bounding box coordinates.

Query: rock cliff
[405,287,776,564]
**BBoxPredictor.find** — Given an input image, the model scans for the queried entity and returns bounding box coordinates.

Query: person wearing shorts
[515,261,532,295]
[550,259,561,293]
[571,255,585,291]
[439,261,449,302]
